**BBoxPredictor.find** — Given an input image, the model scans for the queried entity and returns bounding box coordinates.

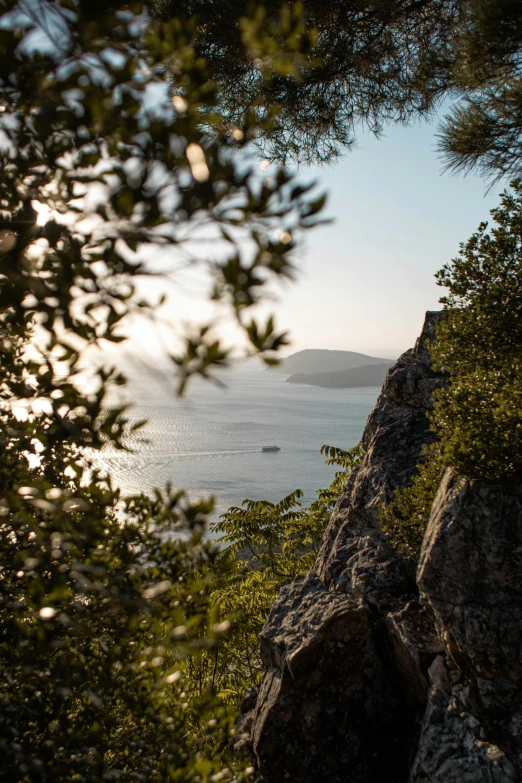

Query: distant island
[268,349,394,388]
[270,348,393,376]
[286,362,393,389]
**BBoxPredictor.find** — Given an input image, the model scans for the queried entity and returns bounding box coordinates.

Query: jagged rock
[241,686,260,714]
[417,470,522,777]
[231,687,259,761]
[246,312,446,783]
[410,656,518,782]
[318,523,414,610]
[251,573,413,783]
[317,310,447,567]
[386,600,443,710]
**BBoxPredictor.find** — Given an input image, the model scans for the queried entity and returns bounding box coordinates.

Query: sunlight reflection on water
[95,368,379,519]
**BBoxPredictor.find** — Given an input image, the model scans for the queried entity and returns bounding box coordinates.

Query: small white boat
[262,445,281,452]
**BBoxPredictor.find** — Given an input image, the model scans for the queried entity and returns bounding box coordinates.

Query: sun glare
[31,200,53,226]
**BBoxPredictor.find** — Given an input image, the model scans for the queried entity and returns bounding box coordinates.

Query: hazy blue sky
[274,115,502,358]
[121,109,504,365]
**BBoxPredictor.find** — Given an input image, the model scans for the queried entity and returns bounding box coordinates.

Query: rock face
[414,470,522,781]
[317,310,446,565]
[241,311,522,783]
[411,654,518,783]
[253,570,414,783]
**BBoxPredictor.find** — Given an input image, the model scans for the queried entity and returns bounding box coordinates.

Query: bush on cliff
[383,181,522,556]
[381,443,445,559]
[432,182,522,480]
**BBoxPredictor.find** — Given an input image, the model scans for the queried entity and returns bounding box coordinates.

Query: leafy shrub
[383,181,522,557]
[381,443,445,559]
[432,182,522,480]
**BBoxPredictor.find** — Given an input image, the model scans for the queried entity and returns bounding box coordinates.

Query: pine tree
[153,0,522,181]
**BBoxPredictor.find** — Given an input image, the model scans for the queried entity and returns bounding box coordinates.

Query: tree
[0,1,324,779]
[431,180,522,479]
[383,180,522,556]
[154,0,522,181]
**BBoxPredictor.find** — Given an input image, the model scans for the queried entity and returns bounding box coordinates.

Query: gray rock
[418,470,522,776]
[251,573,413,783]
[318,522,414,610]
[242,311,522,783]
[317,311,446,568]
[231,686,260,761]
[410,657,518,782]
[386,600,443,710]
[245,312,446,783]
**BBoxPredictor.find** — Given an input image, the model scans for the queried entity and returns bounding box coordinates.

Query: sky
[269,116,502,359]
[119,108,504,366]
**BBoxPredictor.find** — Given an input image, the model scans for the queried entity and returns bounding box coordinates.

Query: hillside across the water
[286,362,393,389]
[270,349,393,376]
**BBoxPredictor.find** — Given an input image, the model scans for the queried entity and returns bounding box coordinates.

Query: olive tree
[0,1,324,779]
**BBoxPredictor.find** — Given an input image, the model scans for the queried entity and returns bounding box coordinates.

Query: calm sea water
[99,369,379,518]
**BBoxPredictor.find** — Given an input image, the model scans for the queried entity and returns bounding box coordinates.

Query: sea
[98,367,380,520]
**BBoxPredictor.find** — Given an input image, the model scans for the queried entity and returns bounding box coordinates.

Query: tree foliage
[154,0,522,181]
[431,180,522,479]
[0,0,326,779]
[154,0,458,165]
[381,442,445,559]
[383,181,522,557]
[437,0,522,182]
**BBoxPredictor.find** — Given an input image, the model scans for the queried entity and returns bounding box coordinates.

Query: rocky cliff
[237,312,522,783]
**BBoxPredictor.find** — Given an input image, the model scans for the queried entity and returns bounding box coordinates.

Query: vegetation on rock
[3,0,522,778]
[432,182,522,480]
[384,181,522,556]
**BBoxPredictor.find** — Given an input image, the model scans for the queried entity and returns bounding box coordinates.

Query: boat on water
[262,445,281,452]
